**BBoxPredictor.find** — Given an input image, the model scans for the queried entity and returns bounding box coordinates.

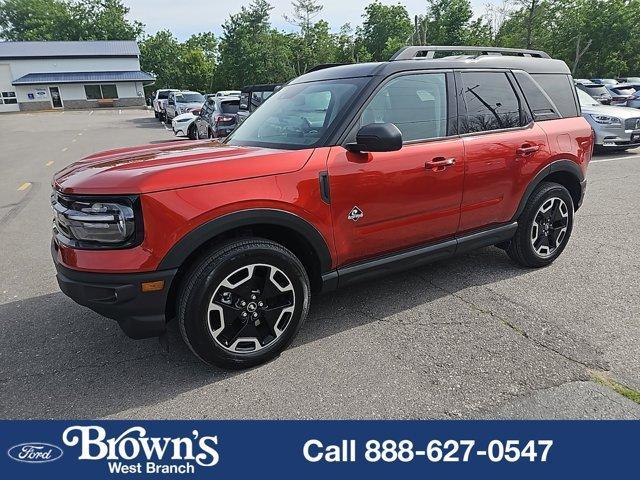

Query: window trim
[84,83,119,100]
[340,69,458,147]
[454,69,534,138]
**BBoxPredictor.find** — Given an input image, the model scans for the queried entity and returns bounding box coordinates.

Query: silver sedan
[577,88,640,151]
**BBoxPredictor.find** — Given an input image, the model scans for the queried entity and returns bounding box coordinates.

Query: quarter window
[85,84,119,100]
[361,73,448,141]
[530,74,579,118]
[460,72,523,133]
[513,71,560,121]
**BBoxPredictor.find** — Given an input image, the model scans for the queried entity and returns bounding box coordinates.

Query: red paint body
[53,116,593,274]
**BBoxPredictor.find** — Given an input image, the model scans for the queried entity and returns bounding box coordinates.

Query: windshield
[577,88,600,107]
[177,93,204,103]
[582,84,610,97]
[597,79,618,85]
[226,78,367,149]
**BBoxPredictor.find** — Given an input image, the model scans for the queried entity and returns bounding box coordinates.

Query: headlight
[176,117,191,122]
[590,114,622,125]
[52,192,142,248]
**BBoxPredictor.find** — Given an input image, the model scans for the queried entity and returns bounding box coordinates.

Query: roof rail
[390,45,551,61]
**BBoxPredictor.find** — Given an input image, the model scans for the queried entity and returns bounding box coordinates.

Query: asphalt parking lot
[1,108,639,419]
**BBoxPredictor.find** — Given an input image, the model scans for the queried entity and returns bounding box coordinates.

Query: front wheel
[188,123,198,140]
[178,238,310,369]
[507,182,574,268]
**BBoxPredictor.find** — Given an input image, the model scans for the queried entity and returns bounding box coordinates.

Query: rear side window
[513,71,560,121]
[459,72,524,133]
[361,73,448,141]
[531,74,579,118]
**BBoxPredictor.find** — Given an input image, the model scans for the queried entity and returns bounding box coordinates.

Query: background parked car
[575,80,613,104]
[165,91,205,121]
[605,83,637,106]
[617,77,640,83]
[591,78,619,86]
[215,90,241,98]
[153,89,179,119]
[194,96,240,138]
[621,83,640,108]
[237,83,281,124]
[171,108,201,139]
[577,88,640,151]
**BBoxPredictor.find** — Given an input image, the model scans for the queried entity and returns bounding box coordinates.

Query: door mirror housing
[346,123,403,153]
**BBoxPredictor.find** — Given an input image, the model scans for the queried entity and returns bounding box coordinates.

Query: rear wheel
[178,239,310,369]
[507,182,574,268]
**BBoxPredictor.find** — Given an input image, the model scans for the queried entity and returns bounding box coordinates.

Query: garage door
[0,64,19,112]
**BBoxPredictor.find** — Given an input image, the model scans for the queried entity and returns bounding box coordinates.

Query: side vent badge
[348,206,364,222]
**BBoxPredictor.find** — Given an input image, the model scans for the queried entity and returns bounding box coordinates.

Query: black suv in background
[237,84,282,124]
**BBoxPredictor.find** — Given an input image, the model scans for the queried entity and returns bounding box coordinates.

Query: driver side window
[360,73,448,142]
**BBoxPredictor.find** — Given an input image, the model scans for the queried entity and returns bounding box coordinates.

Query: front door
[49,86,63,108]
[328,72,464,266]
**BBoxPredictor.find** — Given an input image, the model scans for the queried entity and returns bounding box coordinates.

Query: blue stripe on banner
[1,420,638,478]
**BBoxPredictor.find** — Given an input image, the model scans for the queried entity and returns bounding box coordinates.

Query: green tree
[139,30,182,89]
[0,0,143,40]
[217,0,295,88]
[357,1,412,61]
[423,0,474,46]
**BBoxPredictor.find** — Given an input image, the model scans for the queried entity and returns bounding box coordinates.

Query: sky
[126,0,495,41]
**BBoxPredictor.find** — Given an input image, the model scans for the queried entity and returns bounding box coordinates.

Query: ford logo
[7,443,64,463]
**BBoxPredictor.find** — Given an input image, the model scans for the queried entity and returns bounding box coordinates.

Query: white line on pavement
[591,154,640,164]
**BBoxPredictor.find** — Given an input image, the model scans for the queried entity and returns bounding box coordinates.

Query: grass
[591,371,640,405]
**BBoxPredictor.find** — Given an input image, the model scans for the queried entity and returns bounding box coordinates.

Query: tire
[178,238,310,369]
[154,110,159,119]
[507,181,574,268]
[188,124,198,140]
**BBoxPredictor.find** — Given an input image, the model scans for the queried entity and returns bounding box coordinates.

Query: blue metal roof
[0,41,140,58]
[13,70,155,85]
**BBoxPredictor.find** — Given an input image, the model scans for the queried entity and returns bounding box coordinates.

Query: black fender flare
[511,159,585,221]
[157,208,333,272]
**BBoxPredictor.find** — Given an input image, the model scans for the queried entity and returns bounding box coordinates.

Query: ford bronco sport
[52,46,593,369]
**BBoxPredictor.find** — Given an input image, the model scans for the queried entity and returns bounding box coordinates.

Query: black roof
[291,46,571,85]
[240,83,281,93]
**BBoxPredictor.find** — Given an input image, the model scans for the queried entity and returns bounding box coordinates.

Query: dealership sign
[2,420,639,478]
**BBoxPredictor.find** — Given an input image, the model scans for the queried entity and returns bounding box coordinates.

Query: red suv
[52,46,593,368]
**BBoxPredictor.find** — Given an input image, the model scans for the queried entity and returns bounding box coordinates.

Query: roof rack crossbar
[390,46,551,61]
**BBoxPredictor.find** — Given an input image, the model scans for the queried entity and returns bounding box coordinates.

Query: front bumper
[52,242,177,339]
[594,126,640,148]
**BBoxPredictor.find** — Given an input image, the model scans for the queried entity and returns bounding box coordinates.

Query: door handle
[516,144,540,156]
[425,157,456,172]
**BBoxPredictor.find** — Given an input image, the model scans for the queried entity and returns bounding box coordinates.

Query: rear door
[456,70,549,233]
[328,72,465,266]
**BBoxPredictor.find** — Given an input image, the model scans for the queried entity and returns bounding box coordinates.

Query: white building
[0,40,154,113]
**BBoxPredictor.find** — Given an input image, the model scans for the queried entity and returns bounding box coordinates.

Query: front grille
[625,118,640,130]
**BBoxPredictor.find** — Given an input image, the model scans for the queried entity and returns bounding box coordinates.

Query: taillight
[215,115,234,125]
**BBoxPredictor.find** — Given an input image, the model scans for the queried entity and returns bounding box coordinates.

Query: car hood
[172,112,196,122]
[177,102,203,110]
[53,141,313,195]
[581,104,640,119]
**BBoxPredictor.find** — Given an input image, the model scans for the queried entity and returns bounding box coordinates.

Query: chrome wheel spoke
[207,263,296,354]
[530,196,570,258]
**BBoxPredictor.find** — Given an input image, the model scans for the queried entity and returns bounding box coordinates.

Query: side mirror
[346,123,403,153]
